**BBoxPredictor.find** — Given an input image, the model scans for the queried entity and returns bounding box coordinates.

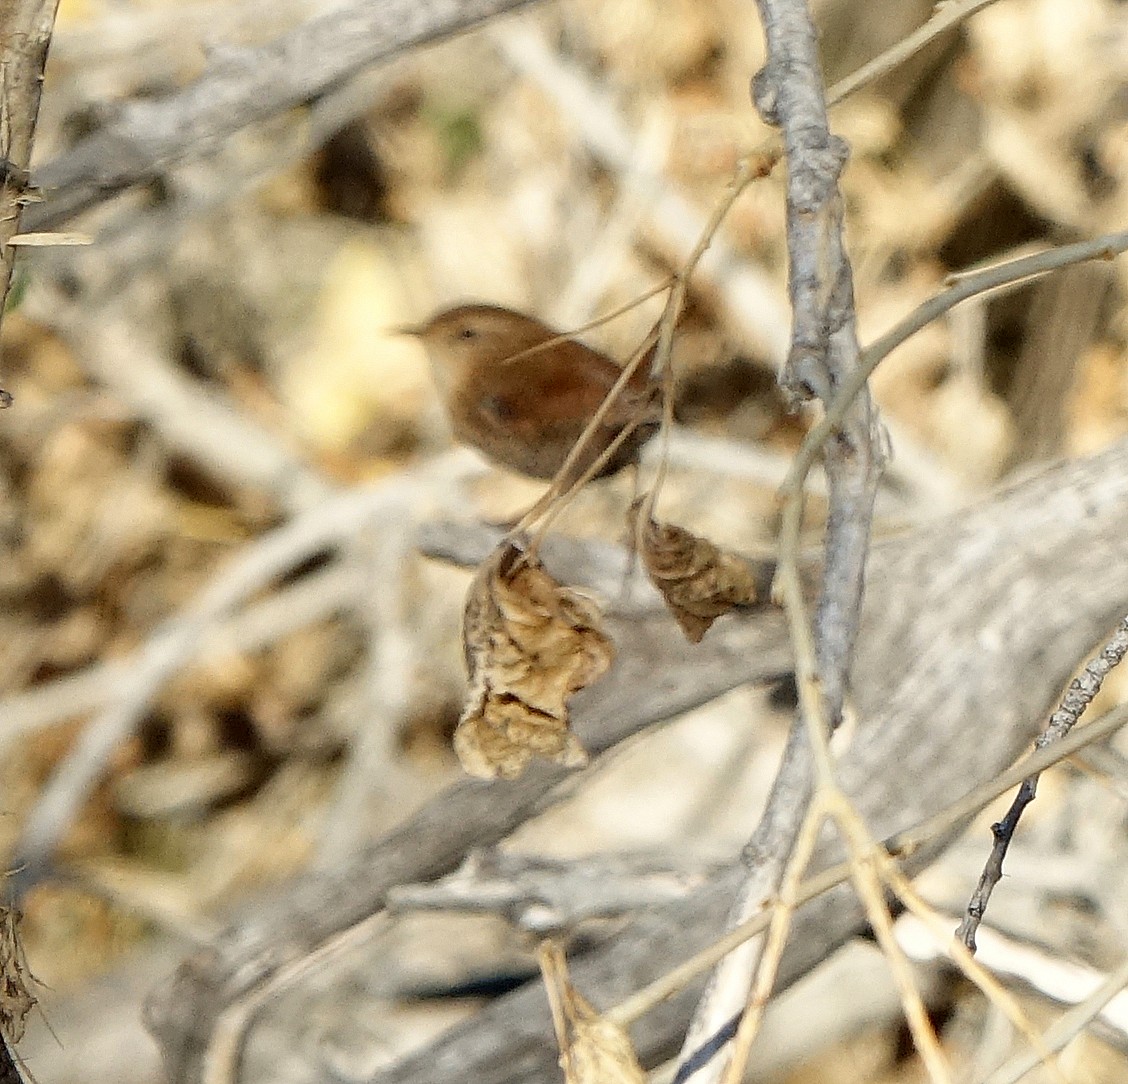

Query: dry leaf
[0,907,35,1047]
[631,500,770,643]
[456,543,615,779]
[540,942,646,1084]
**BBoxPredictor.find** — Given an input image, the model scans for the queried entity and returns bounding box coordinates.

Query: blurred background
[4,0,1128,1080]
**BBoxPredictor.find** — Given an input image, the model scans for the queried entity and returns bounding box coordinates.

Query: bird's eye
[458,327,478,340]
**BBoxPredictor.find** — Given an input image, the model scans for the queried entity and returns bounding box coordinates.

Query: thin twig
[163,427,1128,1083]
[0,0,62,403]
[828,795,951,1084]
[607,701,1128,1029]
[714,658,949,1083]
[783,230,1128,500]
[494,22,791,366]
[0,7,62,1078]
[889,871,1068,1084]
[641,151,779,520]
[824,0,1005,108]
[957,613,1128,950]
[717,796,843,1084]
[756,232,1128,1070]
[521,154,777,547]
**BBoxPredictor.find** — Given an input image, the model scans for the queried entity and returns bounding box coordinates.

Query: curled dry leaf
[540,942,646,1084]
[456,542,615,779]
[630,499,771,643]
[0,907,35,1047]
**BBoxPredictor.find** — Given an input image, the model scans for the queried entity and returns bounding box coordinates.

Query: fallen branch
[144,437,1128,1083]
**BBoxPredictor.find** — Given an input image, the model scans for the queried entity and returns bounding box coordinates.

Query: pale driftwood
[364,449,1128,1084]
[144,589,796,1082]
[387,850,721,929]
[144,438,1128,1083]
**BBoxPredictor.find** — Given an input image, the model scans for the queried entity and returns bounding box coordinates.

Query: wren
[403,304,661,487]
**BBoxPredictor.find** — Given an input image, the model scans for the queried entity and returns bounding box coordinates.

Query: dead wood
[144,436,1128,1082]
[24,0,542,232]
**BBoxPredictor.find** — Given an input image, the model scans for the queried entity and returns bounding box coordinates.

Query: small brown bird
[403,304,661,486]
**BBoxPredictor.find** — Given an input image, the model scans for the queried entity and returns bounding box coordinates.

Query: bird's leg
[617,462,645,604]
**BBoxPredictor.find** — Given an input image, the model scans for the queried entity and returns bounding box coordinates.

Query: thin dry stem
[959,613,1128,949]
[888,870,1069,1084]
[644,152,779,519]
[827,791,951,1084]
[520,150,778,546]
[770,621,949,1084]
[983,953,1128,1084]
[719,794,828,1084]
[756,228,1128,1081]
[487,279,673,372]
[781,229,1128,503]
[539,942,574,1075]
[606,703,1128,1030]
[507,328,660,541]
[523,407,653,555]
[824,0,1005,108]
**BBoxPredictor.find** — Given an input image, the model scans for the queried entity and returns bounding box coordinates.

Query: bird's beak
[390,322,425,338]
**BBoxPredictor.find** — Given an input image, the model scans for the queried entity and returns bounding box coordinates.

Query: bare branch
[957,614,1128,951]
[144,604,796,1083]
[25,0,542,231]
[388,849,718,930]
[825,0,1005,107]
[611,700,1128,1034]
[0,0,61,395]
[678,0,882,1075]
[364,434,1128,1082]
[144,436,1128,1083]
[494,23,791,366]
[0,6,61,1079]
[786,229,1128,493]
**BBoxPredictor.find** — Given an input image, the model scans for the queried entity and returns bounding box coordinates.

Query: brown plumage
[404,304,661,485]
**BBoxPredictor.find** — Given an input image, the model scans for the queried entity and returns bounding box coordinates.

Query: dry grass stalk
[540,941,646,1084]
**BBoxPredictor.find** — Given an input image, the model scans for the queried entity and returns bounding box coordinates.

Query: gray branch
[0,5,60,1081]
[25,0,542,231]
[752,0,880,737]
[144,602,795,1083]
[356,439,1128,1084]
[388,849,720,931]
[143,437,1128,1082]
[674,3,882,1075]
